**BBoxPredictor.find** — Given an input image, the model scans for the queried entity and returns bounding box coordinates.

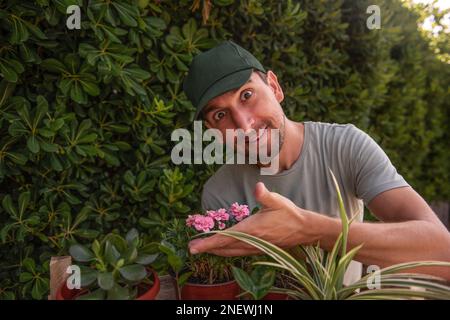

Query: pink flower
[218,222,226,230]
[186,214,202,227]
[191,215,215,232]
[207,208,230,222]
[229,202,250,221]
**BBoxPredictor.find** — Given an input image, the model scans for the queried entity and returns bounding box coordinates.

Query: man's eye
[240,90,253,101]
[213,110,226,121]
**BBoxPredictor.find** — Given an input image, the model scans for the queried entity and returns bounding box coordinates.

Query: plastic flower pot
[55,269,160,300]
[178,279,240,300]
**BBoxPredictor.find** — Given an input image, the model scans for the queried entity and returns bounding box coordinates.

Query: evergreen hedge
[0,0,448,299]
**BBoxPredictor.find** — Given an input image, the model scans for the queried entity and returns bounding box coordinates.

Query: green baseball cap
[183,40,266,120]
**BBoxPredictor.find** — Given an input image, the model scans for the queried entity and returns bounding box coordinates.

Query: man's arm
[189,183,450,280]
[316,186,450,279]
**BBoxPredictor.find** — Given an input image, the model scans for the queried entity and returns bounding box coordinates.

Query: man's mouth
[248,126,268,143]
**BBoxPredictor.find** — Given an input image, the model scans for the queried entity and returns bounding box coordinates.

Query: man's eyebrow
[203,104,221,116]
[203,78,254,116]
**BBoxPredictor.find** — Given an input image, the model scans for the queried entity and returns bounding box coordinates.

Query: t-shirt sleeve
[346,125,410,205]
[201,184,224,211]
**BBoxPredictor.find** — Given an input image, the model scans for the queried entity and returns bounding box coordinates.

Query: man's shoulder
[305,121,359,133]
[305,121,366,143]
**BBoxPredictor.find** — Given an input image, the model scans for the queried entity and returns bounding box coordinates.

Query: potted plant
[160,203,255,300]
[232,265,293,300]
[216,170,450,300]
[56,228,161,300]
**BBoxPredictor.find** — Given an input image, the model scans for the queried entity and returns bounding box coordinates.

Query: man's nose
[232,109,255,133]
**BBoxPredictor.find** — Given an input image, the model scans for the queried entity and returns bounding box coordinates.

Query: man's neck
[276,119,305,172]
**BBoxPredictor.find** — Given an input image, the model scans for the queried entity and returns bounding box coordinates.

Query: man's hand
[188,182,328,256]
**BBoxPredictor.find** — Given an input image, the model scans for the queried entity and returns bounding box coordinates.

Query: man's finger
[188,234,236,254]
[209,247,263,257]
[254,182,280,209]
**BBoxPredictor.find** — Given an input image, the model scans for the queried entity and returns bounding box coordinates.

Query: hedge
[0,0,448,299]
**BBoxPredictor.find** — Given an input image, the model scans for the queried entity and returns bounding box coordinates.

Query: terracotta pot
[56,269,160,300]
[179,279,240,300]
[262,292,290,300]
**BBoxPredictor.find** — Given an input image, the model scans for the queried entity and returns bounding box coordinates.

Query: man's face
[202,71,286,159]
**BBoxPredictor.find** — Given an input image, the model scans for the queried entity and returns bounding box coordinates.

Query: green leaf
[253,267,276,296]
[27,215,40,225]
[124,247,138,263]
[40,140,59,153]
[50,153,63,171]
[123,170,135,186]
[98,272,114,291]
[135,253,158,265]
[77,133,97,144]
[18,191,30,216]
[104,241,121,265]
[58,78,72,95]
[70,244,95,262]
[112,2,138,27]
[49,118,65,131]
[76,287,106,300]
[9,120,28,137]
[27,136,40,153]
[70,81,86,104]
[10,18,29,44]
[125,67,151,80]
[80,269,97,287]
[75,229,100,239]
[125,228,139,245]
[138,0,150,9]
[80,265,98,288]
[106,283,131,300]
[0,61,18,82]
[177,271,193,287]
[1,225,13,243]
[2,195,17,217]
[78,119,92,133]
[39,128,56,138]
[41,58,67,73]
[31,278,48,300]
[80,80,100,96]
[232,266,256,298]
[19,272,33,282]
[74,207,91,225]
[92,239,101,256]
[35,96,48,125]
[119,264,147,282]
[23,20,47,40]
[7,152,27,165]
[22,258,35,271]
[0,79,16,106]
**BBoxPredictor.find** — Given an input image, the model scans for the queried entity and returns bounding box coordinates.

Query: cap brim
[195,68,253,120]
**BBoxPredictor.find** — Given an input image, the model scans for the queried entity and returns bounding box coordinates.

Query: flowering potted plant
[57,229,160,300]
[160,203,254,300]
[216,170,450,300]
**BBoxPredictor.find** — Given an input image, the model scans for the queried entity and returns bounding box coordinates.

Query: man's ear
[267,70,284,103]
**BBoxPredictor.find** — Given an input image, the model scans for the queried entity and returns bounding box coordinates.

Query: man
[182,40,450,283]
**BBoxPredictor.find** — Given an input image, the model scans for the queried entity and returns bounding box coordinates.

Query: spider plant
[215,169,450,300]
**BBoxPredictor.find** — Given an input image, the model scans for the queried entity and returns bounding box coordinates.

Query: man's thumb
[254,182,279,208]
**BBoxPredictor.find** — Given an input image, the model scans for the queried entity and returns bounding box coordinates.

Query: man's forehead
[205,75,257,108]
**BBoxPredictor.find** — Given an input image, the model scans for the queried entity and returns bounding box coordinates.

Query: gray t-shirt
[201,121,410,284]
